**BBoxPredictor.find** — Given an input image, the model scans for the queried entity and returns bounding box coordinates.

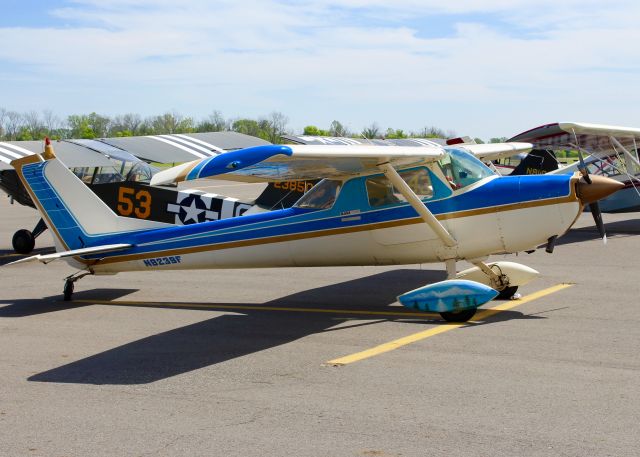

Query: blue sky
[1,0,639,139]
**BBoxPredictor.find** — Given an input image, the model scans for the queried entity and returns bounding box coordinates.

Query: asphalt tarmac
[1,189,639,457]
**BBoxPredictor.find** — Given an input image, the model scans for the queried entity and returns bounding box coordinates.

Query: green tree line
[0,107,488,143]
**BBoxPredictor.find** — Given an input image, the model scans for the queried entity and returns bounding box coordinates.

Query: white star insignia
[182,198,204,224]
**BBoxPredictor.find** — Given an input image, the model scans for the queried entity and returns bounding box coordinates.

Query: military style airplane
[0,133,303,253]
[7,138,622,322]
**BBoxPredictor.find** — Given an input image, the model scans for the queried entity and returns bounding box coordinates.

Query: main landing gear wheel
[496,285,518,300]
[63,280,74,301]
[440,308,477,322]
[62,271,92,302]
[12,229,35,254]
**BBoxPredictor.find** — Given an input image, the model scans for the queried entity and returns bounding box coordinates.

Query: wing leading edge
[150,143,447,186]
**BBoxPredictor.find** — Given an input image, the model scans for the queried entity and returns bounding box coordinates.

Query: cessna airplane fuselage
[86,173,581,274]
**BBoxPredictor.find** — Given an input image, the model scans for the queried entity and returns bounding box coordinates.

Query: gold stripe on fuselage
[95,191,579,266]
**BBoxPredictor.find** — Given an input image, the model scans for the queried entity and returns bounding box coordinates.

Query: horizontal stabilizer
[446,136,476,145]
[6,243,133,266]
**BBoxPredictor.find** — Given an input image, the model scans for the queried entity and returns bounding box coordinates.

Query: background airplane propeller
[575,148,619,243]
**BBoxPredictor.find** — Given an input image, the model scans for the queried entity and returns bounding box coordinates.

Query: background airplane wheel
[63,281,74,301]
[440,308,476,322]
[496,285,518,300]
[12,229,35,254]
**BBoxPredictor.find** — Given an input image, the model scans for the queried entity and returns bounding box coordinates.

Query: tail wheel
[12,229,35,254]
[440,308,476,322]
[496,285,518,300]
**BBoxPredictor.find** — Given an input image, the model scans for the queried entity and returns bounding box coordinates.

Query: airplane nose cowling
[576,175,624,205]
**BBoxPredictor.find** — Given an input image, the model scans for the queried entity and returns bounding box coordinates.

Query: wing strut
[377,161,457,248]
[609,136,640,174]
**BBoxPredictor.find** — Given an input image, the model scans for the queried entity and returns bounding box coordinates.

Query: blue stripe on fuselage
[23,161,87,249]
[88,174,574,260]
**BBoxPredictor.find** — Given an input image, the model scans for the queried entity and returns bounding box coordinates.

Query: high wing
[282,134,532,162]
[150,143,447,186]
[282,134,447,147]
[508,122,640,158]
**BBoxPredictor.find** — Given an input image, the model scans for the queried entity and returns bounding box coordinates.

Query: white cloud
[0,0,639,138]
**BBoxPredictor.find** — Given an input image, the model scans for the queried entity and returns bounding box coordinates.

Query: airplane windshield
[294,179,341,209]
[71,161,157,185]
[439,148,494,189]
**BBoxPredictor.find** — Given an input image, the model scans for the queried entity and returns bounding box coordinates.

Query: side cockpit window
[438,148,494,190]
[366,168,433,208]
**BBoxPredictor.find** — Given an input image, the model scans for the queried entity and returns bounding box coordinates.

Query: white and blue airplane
[7,138,622,322]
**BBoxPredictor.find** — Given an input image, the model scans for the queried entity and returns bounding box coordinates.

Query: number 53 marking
[117,187,152,219]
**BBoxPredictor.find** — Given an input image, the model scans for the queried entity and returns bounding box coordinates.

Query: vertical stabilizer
[11,139,168,251]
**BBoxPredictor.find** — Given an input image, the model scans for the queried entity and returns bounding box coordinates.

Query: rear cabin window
[366,168,433,208]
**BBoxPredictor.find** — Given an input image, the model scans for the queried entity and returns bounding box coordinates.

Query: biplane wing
[508,122,640,158]
[150,144,447,185]
[509,122,640,213]
[0,140,114,171]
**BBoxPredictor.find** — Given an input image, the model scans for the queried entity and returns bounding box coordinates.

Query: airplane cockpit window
[366,168,433,207]
[439,148,494,190]
[121,161,156,183]
[71,161,157,185]
[72,167,95,184]
[294,179,342,209]
[92,166,125,184]
[68,139,158,185]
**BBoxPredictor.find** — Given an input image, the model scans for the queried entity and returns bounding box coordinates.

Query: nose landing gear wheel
[496,285,518,300]
[440,308,477,322]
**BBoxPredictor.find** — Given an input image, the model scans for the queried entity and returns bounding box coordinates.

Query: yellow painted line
[73,299,440,318]
[326,283,574,366]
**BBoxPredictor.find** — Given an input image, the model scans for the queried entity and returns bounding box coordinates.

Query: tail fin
[510,149,559,176]
[11,139,167,251]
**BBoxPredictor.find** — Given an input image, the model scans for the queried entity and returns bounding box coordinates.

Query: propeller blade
[588,201,606,243]
[577,149,592,184]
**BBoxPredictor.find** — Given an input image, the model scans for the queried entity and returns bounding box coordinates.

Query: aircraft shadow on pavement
[0,289,138,317]
[557,218,640,247]
[27,269,540,386]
